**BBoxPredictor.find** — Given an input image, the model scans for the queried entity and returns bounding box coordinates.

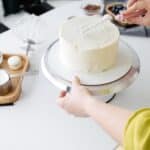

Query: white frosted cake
[59,16,120,73]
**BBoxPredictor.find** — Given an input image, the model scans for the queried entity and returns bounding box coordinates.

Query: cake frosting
[59,16,120,73]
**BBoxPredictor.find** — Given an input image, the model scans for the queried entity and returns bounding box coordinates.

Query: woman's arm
[85,98,132,144]
[57,77,132,144]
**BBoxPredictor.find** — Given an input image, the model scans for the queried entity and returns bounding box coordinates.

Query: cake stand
[41,39,140,103]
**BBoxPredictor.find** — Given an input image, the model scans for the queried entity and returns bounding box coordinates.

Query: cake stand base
[66,86,116,103]
[95,93,116,103]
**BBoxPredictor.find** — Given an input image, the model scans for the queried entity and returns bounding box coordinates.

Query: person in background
[57,0,150,149]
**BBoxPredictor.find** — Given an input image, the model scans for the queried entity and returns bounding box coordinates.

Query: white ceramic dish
[45,41,132,85]
[0,69,12,96]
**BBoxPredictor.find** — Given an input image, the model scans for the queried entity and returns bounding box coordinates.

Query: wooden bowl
[105,2,135,27]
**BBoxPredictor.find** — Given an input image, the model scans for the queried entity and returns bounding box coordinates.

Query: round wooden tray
[0,54,29,104]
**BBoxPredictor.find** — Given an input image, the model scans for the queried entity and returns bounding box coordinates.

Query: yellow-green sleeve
[124,108,150,150]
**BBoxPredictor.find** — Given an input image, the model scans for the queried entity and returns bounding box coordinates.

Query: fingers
[126,16,142,24]
[116,1,148,25]
[127,0,137,8]
[124,1,146,15]
[72,76,80,86]
[57,94,73,115]
[123,9,146,19]
[57,90,68,108]
[126,16,146,25]
[59,90,67,97]
[57,97,65,108]
[124,11,150,26]
[57,95,68,108]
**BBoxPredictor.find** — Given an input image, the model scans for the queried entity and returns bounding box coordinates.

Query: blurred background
[0,0,58,32]
[0,0,149,36]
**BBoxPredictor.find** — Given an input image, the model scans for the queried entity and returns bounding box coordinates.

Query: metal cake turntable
[41,39,140,103]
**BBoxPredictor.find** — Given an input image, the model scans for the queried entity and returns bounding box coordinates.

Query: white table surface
[0,1,150,150]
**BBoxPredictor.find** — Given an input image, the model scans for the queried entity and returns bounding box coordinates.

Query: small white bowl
[0,69,12,96]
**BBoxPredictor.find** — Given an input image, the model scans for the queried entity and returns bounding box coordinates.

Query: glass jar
[81,0,101,15]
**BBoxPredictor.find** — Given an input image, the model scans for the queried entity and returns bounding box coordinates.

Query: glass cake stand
[41,39,140,103]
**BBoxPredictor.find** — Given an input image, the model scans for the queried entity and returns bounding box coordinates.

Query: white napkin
[0,31,24,54]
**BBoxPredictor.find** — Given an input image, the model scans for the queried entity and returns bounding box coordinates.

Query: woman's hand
[57,77,93,117]
[57,78,132,144]
[127,0,137,8]
[117,0,150,26]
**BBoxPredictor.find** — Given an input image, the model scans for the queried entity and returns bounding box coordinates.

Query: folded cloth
[119,26,150,37]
